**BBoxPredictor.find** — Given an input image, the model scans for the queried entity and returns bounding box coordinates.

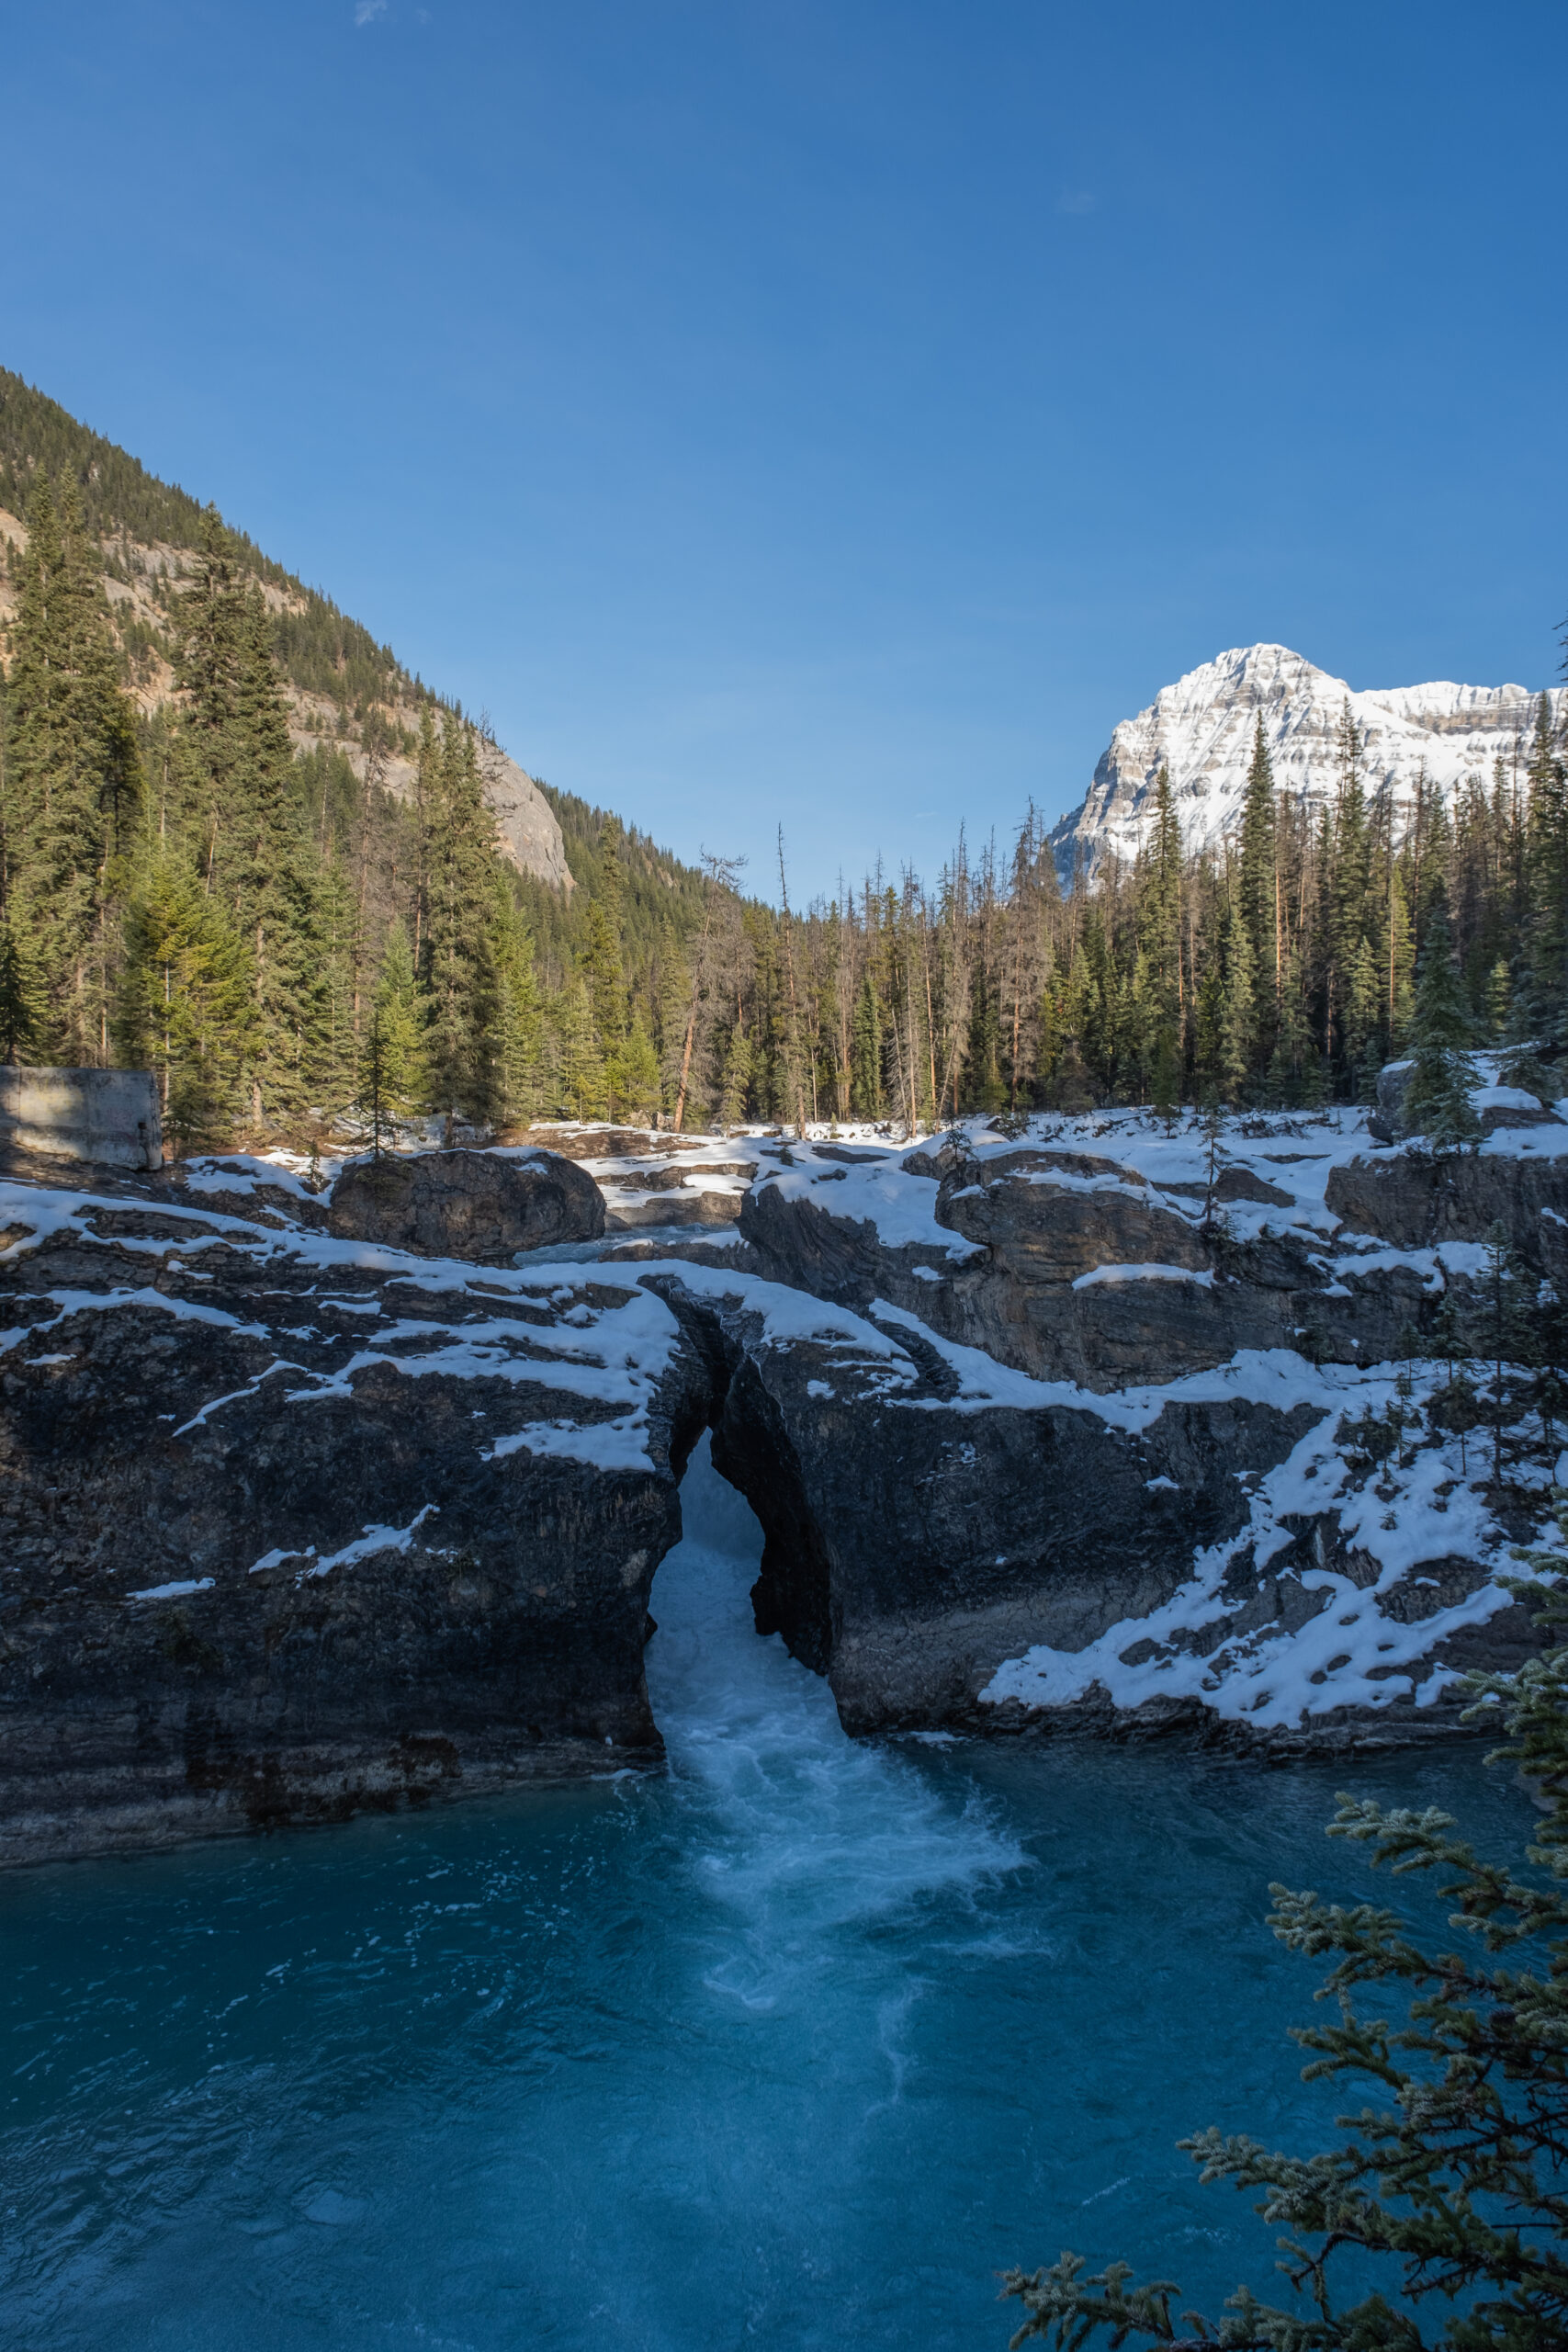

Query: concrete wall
[0,1068,163,1170]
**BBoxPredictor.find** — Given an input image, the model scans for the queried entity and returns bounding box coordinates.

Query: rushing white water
[0,1441,1533,2352]
[645,1438,1026,1990]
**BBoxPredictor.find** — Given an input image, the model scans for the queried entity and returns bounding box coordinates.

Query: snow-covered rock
[1050,643,1565,881]
[4,1102,1565,1866]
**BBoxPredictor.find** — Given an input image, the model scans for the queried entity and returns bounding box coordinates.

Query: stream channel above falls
[1,1439,1534,2352]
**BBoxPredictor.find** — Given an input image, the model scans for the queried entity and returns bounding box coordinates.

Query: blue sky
[6,2,1565,898]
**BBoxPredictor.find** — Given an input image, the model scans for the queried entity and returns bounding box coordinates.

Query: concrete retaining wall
[0,1068,163,1170]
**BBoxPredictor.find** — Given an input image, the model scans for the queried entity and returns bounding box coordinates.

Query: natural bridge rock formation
[1,1100,1561,1864]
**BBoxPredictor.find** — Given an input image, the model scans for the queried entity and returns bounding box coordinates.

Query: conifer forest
[2,373,1564,1150]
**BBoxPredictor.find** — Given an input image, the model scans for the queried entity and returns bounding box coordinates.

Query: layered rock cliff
[3,1099,1562,1865]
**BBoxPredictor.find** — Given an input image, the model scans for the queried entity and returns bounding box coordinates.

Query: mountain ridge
[1049,641,1567,882]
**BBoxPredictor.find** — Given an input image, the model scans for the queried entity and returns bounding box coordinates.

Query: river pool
[1,1441,1529,2350]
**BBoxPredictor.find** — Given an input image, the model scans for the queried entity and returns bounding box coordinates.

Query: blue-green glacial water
[1,1442,1530,2351]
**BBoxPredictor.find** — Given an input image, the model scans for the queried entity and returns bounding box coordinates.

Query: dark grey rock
[328,1148,604,1261]
[0,1188,697,1866]
[1325,1148,1568,1262]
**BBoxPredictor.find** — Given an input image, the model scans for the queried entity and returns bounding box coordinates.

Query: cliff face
[1048,643,1566,882]
[0,1157,709,1865]
[4,1095,1561,1864]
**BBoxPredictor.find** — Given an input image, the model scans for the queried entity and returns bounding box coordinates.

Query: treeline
[1,458,1564,1146]
[633,699,1568,1132]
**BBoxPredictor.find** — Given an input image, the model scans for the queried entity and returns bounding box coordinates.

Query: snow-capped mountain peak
[1049,643,1562,880]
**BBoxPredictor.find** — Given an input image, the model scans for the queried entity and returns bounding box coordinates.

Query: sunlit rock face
[1050,643,1567,882]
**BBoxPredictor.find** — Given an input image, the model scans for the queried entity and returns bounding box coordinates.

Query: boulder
[327,1148,604,1261]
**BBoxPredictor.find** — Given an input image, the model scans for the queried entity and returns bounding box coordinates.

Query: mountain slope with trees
[0,369,1564,1149]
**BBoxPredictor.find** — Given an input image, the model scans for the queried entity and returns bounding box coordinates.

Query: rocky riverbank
[3,1096,1562,1863]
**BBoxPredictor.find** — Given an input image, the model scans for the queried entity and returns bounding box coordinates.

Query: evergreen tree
[581,821,631,1074]
[420,713,504,1125]
[1217,893,1256,1101]
[850,970,885,1116]
[491,890,542,1127]
[554,978,607,1120]
[1342,931,1382,1097]
[615,1012,661,1121]
[1327,701,1372,1075]
[1004,1534,1568,2352]
[0,921,41,1064]
[717,1021,753,1128]
[1465,1219,1535,1486]
[656,925,698,1120]
[170,505,246,884]
[169,523,327,1123]
[1512,693,1568,1069]
[1266,945,1323,1107]
[1404,901,1483,1151]
[1237,716,1278,1043]
[1,470,142,1059]
[116,854,252,1149]
[1386,866,1416,1049]
[356,916,424,1147]
[1140,768,1183,1017]
[1150,1023,1180,1130]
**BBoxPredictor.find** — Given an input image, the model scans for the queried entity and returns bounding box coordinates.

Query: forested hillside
[0,369,1564,1149]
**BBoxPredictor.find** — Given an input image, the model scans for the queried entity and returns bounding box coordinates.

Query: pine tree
[717,1021,752,1127]
[1237,716,1278,1044]
[656,925,697,1119]
[170,528,322,1123]
[1,470,142,1059]
[0,921,41,1064]
[1150,1023,1180,1131]
[581,821,631,1072]
[1327,701,1372,1076]
[1466,1219,1535,1486]
[116,854,252,1149]
[1002,1559,1568,2351]
[1512,693,1568,1069]
[1404,900,1483,1151]
[420,713,504,1125]
[171,505,246,887]
[1386,866,1416,1048]
[1140,768,1183,1017]
[850,971,884,1116]
[491,889,542,1128]
[1217,893,1256,1101]
[554,977,607,1120]
[1342,931,1382,1098]
[615,1012,661,1122]
[356,916,423,1147]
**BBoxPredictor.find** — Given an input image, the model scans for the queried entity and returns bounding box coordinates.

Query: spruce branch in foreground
[1000,1510,1568,2352]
